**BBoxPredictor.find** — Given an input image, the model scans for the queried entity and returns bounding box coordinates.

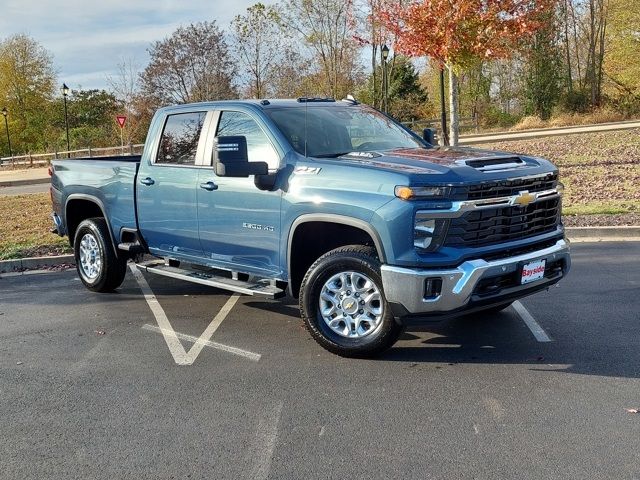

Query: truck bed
[50,156,142,245]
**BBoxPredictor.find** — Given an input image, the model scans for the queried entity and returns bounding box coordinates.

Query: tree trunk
[448,65,460,146]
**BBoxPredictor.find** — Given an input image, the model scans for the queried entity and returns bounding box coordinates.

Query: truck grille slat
[450,173,558,201]
[445,198,561,247]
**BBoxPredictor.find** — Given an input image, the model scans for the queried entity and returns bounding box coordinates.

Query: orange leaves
[382,0,556,67]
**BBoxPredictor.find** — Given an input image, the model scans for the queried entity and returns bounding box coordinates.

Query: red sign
[116,116,127,128]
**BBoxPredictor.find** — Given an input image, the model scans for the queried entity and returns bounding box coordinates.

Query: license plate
[521,259,546,284]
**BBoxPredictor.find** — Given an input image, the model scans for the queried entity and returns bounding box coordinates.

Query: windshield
[265,105,425,158]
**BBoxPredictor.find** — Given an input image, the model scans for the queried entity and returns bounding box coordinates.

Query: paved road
[0,242,638,479]
[0,183,50,196]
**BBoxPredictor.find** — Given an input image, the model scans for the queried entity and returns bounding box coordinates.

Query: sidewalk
[0,168,49,187]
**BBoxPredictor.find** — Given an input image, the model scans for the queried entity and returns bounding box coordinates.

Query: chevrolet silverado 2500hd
[50,98,570,357]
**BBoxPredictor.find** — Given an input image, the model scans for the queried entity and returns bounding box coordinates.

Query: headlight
[414,215,449,251]
[395,185,448,200]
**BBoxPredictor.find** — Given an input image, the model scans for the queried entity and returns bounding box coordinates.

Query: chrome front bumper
[380,239,570,315]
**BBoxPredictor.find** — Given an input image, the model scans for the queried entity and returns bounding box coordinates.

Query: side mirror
[422,128,437,146]
[214,136,268,177]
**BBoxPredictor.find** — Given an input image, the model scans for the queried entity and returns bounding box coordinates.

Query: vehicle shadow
[246,298,640,380]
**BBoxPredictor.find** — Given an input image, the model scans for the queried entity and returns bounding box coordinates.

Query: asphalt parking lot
[1,242,639,480]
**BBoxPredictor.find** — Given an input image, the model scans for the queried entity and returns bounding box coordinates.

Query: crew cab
[50,98,570,357]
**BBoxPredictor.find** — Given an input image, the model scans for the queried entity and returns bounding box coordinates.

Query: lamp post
[381,45,390,114]
[62,83,70,157]
[1,107,12,159]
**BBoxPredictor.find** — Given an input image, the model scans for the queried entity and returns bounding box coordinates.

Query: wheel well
[65,199,105,246]
[289,221,379,298]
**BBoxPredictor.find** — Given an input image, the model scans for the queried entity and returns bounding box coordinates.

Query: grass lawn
[482,128,640,216]
[0,193,71,260]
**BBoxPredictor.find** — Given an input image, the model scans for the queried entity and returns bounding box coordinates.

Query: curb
[565,226,640,242]
[0,254,74,273]
[0,177,50,188]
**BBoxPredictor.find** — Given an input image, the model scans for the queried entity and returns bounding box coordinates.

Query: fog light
[424,278,442,299]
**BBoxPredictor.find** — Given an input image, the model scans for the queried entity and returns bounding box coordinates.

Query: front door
[197,110,282,276]
[137,111,207,259]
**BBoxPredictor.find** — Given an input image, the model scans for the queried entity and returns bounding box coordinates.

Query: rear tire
[74,217,127,292]
[299,245,403,358]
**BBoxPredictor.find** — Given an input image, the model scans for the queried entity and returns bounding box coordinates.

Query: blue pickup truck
[51,98,570,357]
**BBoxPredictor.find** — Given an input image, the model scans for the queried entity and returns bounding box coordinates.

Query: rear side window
[216,111,280,170]
[156,112,206,165]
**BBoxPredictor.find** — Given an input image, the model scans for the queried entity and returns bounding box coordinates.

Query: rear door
[197,109,283,276]
[136,110,208,259]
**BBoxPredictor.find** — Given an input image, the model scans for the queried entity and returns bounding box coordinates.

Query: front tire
[299,245,403,358]
[74,217,127,292]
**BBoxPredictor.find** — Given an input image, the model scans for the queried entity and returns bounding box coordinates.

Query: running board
[135,261,285,299]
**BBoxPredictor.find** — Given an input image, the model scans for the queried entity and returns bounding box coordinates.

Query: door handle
[140,177,155,186]
[199,181,218,191]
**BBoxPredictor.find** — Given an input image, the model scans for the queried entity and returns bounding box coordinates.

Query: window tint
[156,112,206,165]
[217,111,279,170]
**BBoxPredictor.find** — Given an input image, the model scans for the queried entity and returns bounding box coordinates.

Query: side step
[135,261,285,299]
[118,242,146,254]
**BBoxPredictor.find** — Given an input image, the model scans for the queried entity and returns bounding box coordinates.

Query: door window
[156,112,206,165]
[216,111,280,170]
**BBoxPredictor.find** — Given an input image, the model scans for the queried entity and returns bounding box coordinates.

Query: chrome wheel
[79,233,101,280]
[319,270,384,338]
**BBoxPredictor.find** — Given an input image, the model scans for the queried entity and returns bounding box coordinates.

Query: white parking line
[142,324,260,361]
[249,401,283,480]
[129,263,255,364]
[512,300,552,342]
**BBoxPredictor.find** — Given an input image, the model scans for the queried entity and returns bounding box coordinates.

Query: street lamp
[62,83,70,157]
[381,45,390,114]
[1,107,12,159]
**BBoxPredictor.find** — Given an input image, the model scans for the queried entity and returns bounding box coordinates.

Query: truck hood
[332,147,540,173]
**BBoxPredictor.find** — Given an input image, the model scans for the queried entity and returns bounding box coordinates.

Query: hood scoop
[461,156,526,172]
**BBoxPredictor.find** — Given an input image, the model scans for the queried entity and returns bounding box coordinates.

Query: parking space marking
[129,263,251,364]
[142,324,261,362]
[249,401,283,480]
[512,300,552,342]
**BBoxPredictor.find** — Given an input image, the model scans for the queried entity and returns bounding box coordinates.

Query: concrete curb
[0,254,74,273]
[0,177,50,188]
[565,226,640,242]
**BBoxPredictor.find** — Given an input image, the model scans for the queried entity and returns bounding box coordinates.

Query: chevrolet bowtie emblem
[512,191,536,207]
[345,301,355,309]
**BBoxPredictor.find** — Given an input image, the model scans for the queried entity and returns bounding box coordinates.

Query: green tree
[523,14,563,119]
[0,34,57,155]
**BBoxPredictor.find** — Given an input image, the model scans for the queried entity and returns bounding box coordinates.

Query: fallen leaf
[625,408,639,414]
[16,361,23,365]
[95,330,106,336]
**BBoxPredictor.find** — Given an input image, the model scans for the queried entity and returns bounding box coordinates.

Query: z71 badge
[242,222,275,232]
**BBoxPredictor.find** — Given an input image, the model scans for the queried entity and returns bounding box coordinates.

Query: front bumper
[380,239,570,317]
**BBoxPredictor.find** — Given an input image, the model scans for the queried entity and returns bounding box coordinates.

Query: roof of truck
[161,98,360,112]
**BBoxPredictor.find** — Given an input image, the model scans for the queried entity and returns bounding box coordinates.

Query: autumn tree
[384,0,554,144]
[139,22,237,107]
[231,3,285,98]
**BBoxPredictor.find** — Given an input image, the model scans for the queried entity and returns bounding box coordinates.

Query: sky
[0,0,276,90]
